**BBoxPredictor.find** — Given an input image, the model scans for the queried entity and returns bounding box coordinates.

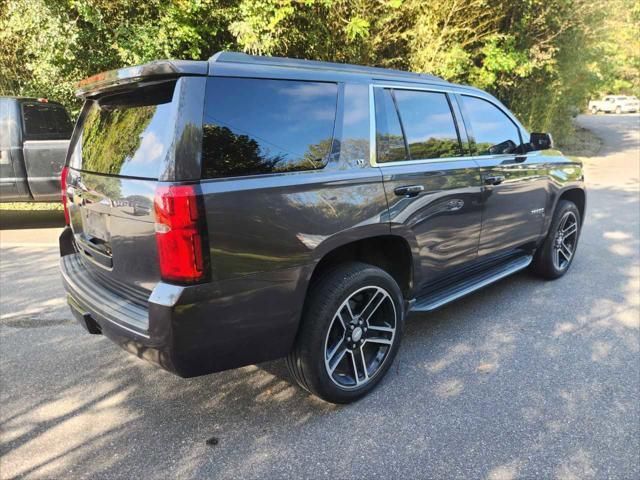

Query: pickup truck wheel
[531,200,581,279]
[287,262,404,404]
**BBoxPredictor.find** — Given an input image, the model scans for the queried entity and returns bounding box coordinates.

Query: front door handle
[394,185,424,197]
[483,175,505,186]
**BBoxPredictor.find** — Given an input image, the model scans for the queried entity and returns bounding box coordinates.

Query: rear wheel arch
[306,235,415,301]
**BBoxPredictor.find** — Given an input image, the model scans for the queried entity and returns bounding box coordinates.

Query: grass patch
[557,124,602,158]
[0,202,63,211]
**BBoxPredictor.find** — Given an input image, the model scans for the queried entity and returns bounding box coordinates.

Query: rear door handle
[394,185,424,197]
[483,175,505,186]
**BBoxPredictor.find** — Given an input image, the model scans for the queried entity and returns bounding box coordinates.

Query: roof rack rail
[208,51,444,82]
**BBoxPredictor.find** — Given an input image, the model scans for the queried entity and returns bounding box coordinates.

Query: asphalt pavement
[1,114,638,479]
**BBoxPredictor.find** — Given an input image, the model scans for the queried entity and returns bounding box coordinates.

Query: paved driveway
[1,114,638,479]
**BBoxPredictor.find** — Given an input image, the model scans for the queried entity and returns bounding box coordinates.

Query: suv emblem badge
[351,326,363,342]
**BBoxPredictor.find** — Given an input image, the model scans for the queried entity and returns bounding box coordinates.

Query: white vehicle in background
[588,95,639,114]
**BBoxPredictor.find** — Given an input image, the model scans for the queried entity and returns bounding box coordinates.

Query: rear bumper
[59,227,310,377]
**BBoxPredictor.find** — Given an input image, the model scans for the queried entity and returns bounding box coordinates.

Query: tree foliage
[1,0,638,142]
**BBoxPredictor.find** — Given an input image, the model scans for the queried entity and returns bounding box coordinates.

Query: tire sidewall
[302,264,404,403]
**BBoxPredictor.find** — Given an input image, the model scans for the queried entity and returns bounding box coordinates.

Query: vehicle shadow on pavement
[2,178,638,479]
[2,123,639,477]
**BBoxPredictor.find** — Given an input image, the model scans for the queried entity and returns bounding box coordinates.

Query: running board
[410,255,533,313]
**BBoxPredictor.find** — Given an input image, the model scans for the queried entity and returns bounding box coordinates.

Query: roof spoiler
[75,60,208,98]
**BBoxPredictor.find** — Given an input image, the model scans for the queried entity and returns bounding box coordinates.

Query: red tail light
[154,184,209,284]
[61,166,70,225]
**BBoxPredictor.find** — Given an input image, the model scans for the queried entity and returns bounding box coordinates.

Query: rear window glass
[201,77,338,179]
[73,82,176,178]
[21,102,73,140]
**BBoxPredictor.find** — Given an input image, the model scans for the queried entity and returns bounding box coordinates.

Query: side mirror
[530,132,553,151]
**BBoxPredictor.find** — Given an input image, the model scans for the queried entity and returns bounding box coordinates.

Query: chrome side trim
[369,83,377,167]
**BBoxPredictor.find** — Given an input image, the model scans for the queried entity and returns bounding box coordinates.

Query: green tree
[2,0,638,143]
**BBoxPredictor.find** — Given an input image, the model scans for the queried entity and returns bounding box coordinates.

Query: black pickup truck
[59,53,585,403]
[1,96,73,202]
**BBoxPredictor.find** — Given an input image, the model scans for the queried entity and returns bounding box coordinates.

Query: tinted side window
[202,78,338,178]
[21,102,73,140]
[393,90,462,159]
[374,88,408,163]
[460,95,521,155]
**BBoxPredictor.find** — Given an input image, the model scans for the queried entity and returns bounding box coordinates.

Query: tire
[531,200,581,279]
[287,262,404,403]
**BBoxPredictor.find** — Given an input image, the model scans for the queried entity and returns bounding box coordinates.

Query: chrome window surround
[368,83,527,167]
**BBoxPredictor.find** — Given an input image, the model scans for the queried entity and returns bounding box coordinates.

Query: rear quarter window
[21,102,73,140]
[201,77,338,179]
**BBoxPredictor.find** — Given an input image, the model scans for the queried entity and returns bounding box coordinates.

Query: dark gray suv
[59,52,585,403]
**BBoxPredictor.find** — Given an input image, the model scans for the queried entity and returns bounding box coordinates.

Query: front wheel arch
[542,187,585,240]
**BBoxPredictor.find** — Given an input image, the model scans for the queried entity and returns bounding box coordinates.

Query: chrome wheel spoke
[359,347,369,381]
[367,325,394,333]
[326,339,343,364]
[343,302,356,323]
[349,348,369,385]
[562,223,577,237]
[364,336,392,346]
[350,351,361,385]
[327,346,348,374]
[359,289,387,324]
[559,243,573,261]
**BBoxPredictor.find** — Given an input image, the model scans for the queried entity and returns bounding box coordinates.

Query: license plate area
[76,207,114,269]
[82,208,111,245]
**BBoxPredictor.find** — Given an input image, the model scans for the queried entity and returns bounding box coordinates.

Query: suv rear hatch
[64,62,208,305]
